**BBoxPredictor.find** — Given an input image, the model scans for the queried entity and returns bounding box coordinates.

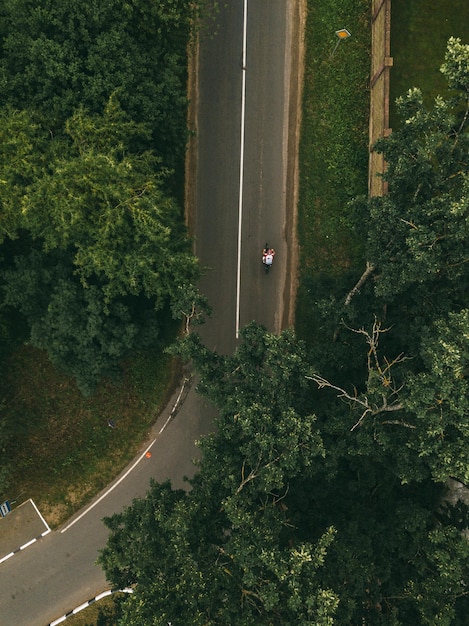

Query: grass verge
[296,0,371,345]
[390,0,469,127]
[0,322,181,528]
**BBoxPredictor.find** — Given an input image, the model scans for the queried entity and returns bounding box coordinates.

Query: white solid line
[61,438,156,533]
[61,375,189,533]
[158,376,189,435]
[30,498,51,532]
[235,0,248,339]
[48,589,134,626]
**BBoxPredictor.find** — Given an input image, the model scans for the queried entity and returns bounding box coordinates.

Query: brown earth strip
[369,0,392,197]
[282,0,306,330]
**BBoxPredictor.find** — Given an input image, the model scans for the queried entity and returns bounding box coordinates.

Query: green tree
[367,38,469,308]
[404,309,469,484]
[0,107,51,242]
[0,0,193,164]
[100,324,338,625]
[100,324,469,625]
[0,101,198,393]
[19,101,198,304]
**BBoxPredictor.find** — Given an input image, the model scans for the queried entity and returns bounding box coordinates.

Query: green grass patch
[0,322,181,528]
[296,0,371,343]
[59,594,118,626]
[390,0,469,126]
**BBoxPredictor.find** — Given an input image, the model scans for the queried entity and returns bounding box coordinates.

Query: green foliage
[0,107,49,242]
[101,322,469,625]
[98,36,469,623]
[0,101,198,393]
[369,39,469,305]
[0,0,204,398]
[402,527,469,625]
[292,39,469,622]
[2,251,143,395]
[339,38,469,486]
[100,324,339,625]
[404,310,469,483]
[0,0,193,164]
[24,107,197,304]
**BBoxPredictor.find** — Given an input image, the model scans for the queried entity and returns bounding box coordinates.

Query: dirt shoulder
[282,0,306,329]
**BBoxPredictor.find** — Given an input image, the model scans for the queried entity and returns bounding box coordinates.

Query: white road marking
[31,497,51,532]
[158,376,190,435]
[60,439,157,533]
[0,499,51,564]
[236,0,248,339]
[60,377,190,533]
[0,551,14,564]
[48,589,133,626]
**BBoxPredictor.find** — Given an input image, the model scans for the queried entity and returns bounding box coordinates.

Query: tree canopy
[100,324,338,626]
[368,37,469,308]
[0,100,198,394]
[0,1,201,394]
[99,38,469,625]
[0,0,193,165]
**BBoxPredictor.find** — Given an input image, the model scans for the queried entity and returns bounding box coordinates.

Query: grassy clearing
[296,0,371,343]
[390,0,469,126]
[0,321,181,528]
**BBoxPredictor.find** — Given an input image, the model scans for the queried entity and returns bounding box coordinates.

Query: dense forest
[0,0,200,396]
[0,0,204,499]
[99,39,469,625]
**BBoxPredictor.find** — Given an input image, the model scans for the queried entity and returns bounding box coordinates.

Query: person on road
[262,247,276,266]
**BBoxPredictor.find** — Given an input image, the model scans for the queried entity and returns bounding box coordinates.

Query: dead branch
[308,318,408,431]
[182,302,197,335]
[236,458,261,494]
[381,419,415,428]
[344,261,376,306]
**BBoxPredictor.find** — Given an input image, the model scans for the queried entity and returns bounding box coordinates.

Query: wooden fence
[369,0,392,197]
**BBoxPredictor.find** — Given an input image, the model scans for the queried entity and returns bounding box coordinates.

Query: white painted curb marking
[48,588,133,626]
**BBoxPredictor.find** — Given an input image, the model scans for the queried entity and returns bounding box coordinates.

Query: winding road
[0,1,301,623]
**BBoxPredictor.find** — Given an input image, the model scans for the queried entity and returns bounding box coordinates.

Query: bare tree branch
[308,318,410,431]
[344,261,376,306]
[381,419,415,428]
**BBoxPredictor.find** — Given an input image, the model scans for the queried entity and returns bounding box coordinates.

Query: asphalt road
[0,1,297,623]
[195,0,293,351]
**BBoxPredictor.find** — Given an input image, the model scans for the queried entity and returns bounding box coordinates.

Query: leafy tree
[19,100,198,304]
[404,309,469,484]
[100,324,469,625]
[100,324,338,625]
[101,36,469,625]
[0,101,198,392]
[0,0,194,164]
[1,248,155,395]
[0,107,51,242]
[367,38,469,308]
